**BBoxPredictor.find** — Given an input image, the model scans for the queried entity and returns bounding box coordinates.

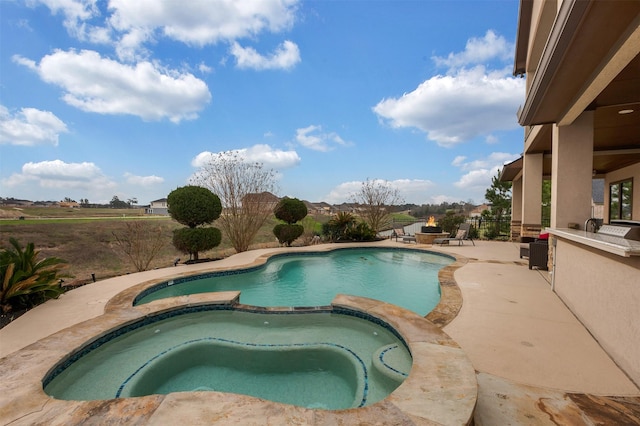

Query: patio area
[1,239,638,424]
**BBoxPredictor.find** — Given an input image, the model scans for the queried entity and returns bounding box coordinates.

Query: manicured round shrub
[167,185,222,228]
[273,224,304,247]
[172,227,222,261]
[274,197,307,224]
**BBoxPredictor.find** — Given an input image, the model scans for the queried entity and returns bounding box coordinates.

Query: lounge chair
[390,228,404,241]
[390,228,416,243]
[433,223,475,246]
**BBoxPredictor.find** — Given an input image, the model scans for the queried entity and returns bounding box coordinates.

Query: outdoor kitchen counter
[549,228,640,257]
[546,228,640,385]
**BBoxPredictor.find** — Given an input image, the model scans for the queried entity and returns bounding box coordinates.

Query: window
[609,179,633,221]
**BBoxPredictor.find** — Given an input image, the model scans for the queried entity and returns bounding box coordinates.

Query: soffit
[499,157,523,182]
[519,1,640,126]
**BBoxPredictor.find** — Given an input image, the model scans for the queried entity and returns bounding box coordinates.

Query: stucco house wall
[553,238,640,385]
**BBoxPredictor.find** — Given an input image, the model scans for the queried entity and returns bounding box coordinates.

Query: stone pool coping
[0,246,477,425]
[104,245,463,317]
[0,293,477,425]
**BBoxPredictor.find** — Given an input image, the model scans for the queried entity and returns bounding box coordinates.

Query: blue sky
[0,0,524,206]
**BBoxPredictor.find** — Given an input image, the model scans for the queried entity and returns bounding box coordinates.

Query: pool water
[137,248,453,316]
[44,309,412,410]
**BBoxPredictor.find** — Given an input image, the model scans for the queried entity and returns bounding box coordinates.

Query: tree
[273,224,304,247]
[0,238,68,313]
[484,174,512,236]
[110,196,128,209]
[112,221,167,272]
[274,197,307,224]
[273,197,308,246]
[438,211,466,235]
[172,228,221,260]
[350,178,403,234]
[542,179,551,226]
[167,186,222,261]
[322,211,356,242]
[190,151,277,253]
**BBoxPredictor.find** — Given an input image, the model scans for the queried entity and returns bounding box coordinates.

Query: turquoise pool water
[44,308,413,410]
[137,248,453,316]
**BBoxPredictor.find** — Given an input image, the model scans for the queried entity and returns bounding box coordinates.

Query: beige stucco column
[551,111,594,229]
[521,152,543,237]
[511,174,523,240]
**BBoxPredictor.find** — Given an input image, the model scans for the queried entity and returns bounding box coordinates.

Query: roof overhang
[499,157,523,182]
[513,0,533,77]
[517,0,640,127]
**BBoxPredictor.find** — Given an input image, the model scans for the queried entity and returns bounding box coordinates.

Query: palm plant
[1,238,68,313]
[323,211,357,242]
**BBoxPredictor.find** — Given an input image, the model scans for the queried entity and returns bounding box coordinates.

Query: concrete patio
[1,239,639,424]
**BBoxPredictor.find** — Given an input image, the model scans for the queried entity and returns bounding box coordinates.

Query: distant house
[241,192,280,212]
[59,201,80,208]
[304,201,334,215]
[469,204,490,218]
[145,198,169,215]
[0,198,33,207]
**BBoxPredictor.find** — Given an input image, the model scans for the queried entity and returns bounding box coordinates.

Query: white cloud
[295,125,349,152]
[107,0,299,60]
[373,66,523,147]
[26,1,301,65]
[15,50,211,123]
[124,172,164,186]
[324,178,434,205]
[192,144,301,170]
[452,152,519,191]
[0,105,68,146]
[432,30,513,69]
[26,0,101,40]
[373,30,524,147]
[198,62,213,74]
[428,194,461,205]
[1,159,116,194]
[451,155,466,167]
[11,55,36,69]
[453,152,517,172]
[231,40,300,70]
[109,0,297,44]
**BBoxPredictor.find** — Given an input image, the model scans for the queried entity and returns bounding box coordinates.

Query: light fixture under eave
[618,109,634,115]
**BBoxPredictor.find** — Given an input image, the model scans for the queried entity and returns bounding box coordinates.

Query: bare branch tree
[350,178,404,234]
[112,221,167,272]
[190,151,278,252]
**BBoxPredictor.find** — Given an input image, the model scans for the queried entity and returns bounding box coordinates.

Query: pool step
[372,344,412,383]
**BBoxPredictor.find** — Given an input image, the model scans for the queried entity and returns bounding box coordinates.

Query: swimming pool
[136,247,454,316]
[2,246,477,424]
[43,306,412,410]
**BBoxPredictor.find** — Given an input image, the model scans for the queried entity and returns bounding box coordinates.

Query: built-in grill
[597,220,640,241]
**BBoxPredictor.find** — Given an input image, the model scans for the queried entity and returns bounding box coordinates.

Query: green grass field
[0,207,332,285]
[1,208,275,285]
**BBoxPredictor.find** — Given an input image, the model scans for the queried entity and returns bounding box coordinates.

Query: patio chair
[519,234,549,270]
[433,223,475,246]
[390,228,405,241]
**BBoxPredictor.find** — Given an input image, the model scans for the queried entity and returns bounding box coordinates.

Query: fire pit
[416,217,449,244]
